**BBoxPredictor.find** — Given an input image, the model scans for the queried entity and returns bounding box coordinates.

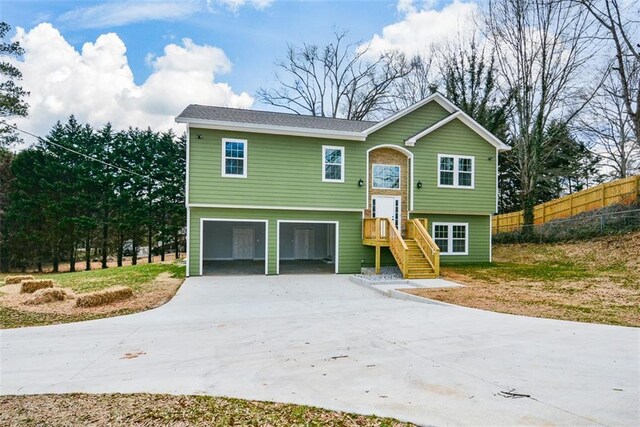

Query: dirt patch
[0,394,412,426]
[0,272,182,320]
[404,232,640,327]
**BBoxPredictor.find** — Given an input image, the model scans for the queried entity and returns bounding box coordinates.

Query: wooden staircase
[405,239,437,279]
[363,217,440,279]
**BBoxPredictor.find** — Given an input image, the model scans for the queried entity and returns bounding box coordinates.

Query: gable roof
[175,93,510,150]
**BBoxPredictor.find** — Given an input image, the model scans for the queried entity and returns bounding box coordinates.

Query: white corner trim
[322,145,345,183]
[405,111,462,145]
[199,218,269,276]
[221,138,248,178]
[186,208,190,277]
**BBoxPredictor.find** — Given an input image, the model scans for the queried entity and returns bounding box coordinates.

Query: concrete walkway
[1,275,638,426]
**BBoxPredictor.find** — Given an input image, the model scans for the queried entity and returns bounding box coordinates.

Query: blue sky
[1,0,477,135]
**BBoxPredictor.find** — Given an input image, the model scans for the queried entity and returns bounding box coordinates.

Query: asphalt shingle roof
[177,104,378,133]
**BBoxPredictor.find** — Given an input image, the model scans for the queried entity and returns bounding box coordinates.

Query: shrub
[75,286,133,308]
[4,275,35,285]
[23,288,70,305]
[20,279,55,294]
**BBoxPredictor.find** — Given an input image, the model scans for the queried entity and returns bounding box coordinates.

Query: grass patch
[404,232,640,327]
[46,263,185,294]
[0,263,185,329]
[0,394,412,426]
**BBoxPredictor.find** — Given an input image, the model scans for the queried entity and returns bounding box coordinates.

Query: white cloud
[10,23,253,138]
[59,0,202,29]
[365,0,480,57]
[208,0,274,13]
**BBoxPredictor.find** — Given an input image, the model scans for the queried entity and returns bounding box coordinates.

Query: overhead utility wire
[1,120,167,184]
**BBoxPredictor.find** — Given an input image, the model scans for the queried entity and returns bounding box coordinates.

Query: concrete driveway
[1,275,638,426]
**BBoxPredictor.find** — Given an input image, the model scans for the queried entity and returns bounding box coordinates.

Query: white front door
[232,226,255,259]
[372,196,401,232]
[294,228,314,259]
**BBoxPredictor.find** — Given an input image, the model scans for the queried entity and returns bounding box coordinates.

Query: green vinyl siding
[410,213,491,263]
[188,207,369,276]
[189,129,367,209]
[410,119,497,214]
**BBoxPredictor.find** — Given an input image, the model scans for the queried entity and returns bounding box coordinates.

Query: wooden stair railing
[386,219,409,278]
[407,219,440,276]
[362,217,439,278]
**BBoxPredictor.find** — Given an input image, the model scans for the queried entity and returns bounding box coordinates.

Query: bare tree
[257,31,414,120]
[384,54,438,113]
[485,0,595,232]
[579,71,639,177]
[577,0,640,143]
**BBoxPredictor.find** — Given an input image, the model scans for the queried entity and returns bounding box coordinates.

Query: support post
[375,245,381,274]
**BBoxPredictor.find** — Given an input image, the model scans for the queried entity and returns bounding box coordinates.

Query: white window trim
[221,138,248,178]
[437,154,475,189]
[372,163,401,190]
[322,145,345,183]
[432,222,469,256]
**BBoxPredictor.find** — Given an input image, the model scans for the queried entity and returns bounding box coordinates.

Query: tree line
[258,0,639,233]
[0,117,186,272]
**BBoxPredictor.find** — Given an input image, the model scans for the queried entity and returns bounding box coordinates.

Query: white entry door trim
[372,195,401,233]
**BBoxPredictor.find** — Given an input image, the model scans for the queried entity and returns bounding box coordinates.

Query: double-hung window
[438,154,474,188]
[432,223,468,255]
[222,139,247,178]
[372,164,400,189]
[323,145,344,182]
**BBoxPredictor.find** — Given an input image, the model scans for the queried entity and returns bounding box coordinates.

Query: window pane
[225,158,244,175]
[225,141,244,158]
[434,225,448,239]
[452,225,466,239]
[458,158,472,172]
[452,239,466,253]
[435,238,448,253]
[373,165,400,189]
[440,171,454,186]
[440,156,454,171]
[325,164,342,180]
[459,172,472,187]
[325,148,342,165]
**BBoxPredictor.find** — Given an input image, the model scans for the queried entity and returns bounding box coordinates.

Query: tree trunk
[52,251,59,273]
[101,222,108,269]
[174,233,180,259]
[69,245,76,272]
[85,232,91,270]
[132,237,137,266]
[37,261,42,273]
[117,232,123,267]
[147,226,152,264]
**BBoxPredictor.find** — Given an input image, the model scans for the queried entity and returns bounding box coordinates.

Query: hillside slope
[405,232,639,326]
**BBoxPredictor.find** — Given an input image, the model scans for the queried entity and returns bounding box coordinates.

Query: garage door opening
[278,221,338,274]
[201,219,267,275]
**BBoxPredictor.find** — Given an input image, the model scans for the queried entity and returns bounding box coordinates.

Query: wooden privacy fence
[492,175,640,234]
